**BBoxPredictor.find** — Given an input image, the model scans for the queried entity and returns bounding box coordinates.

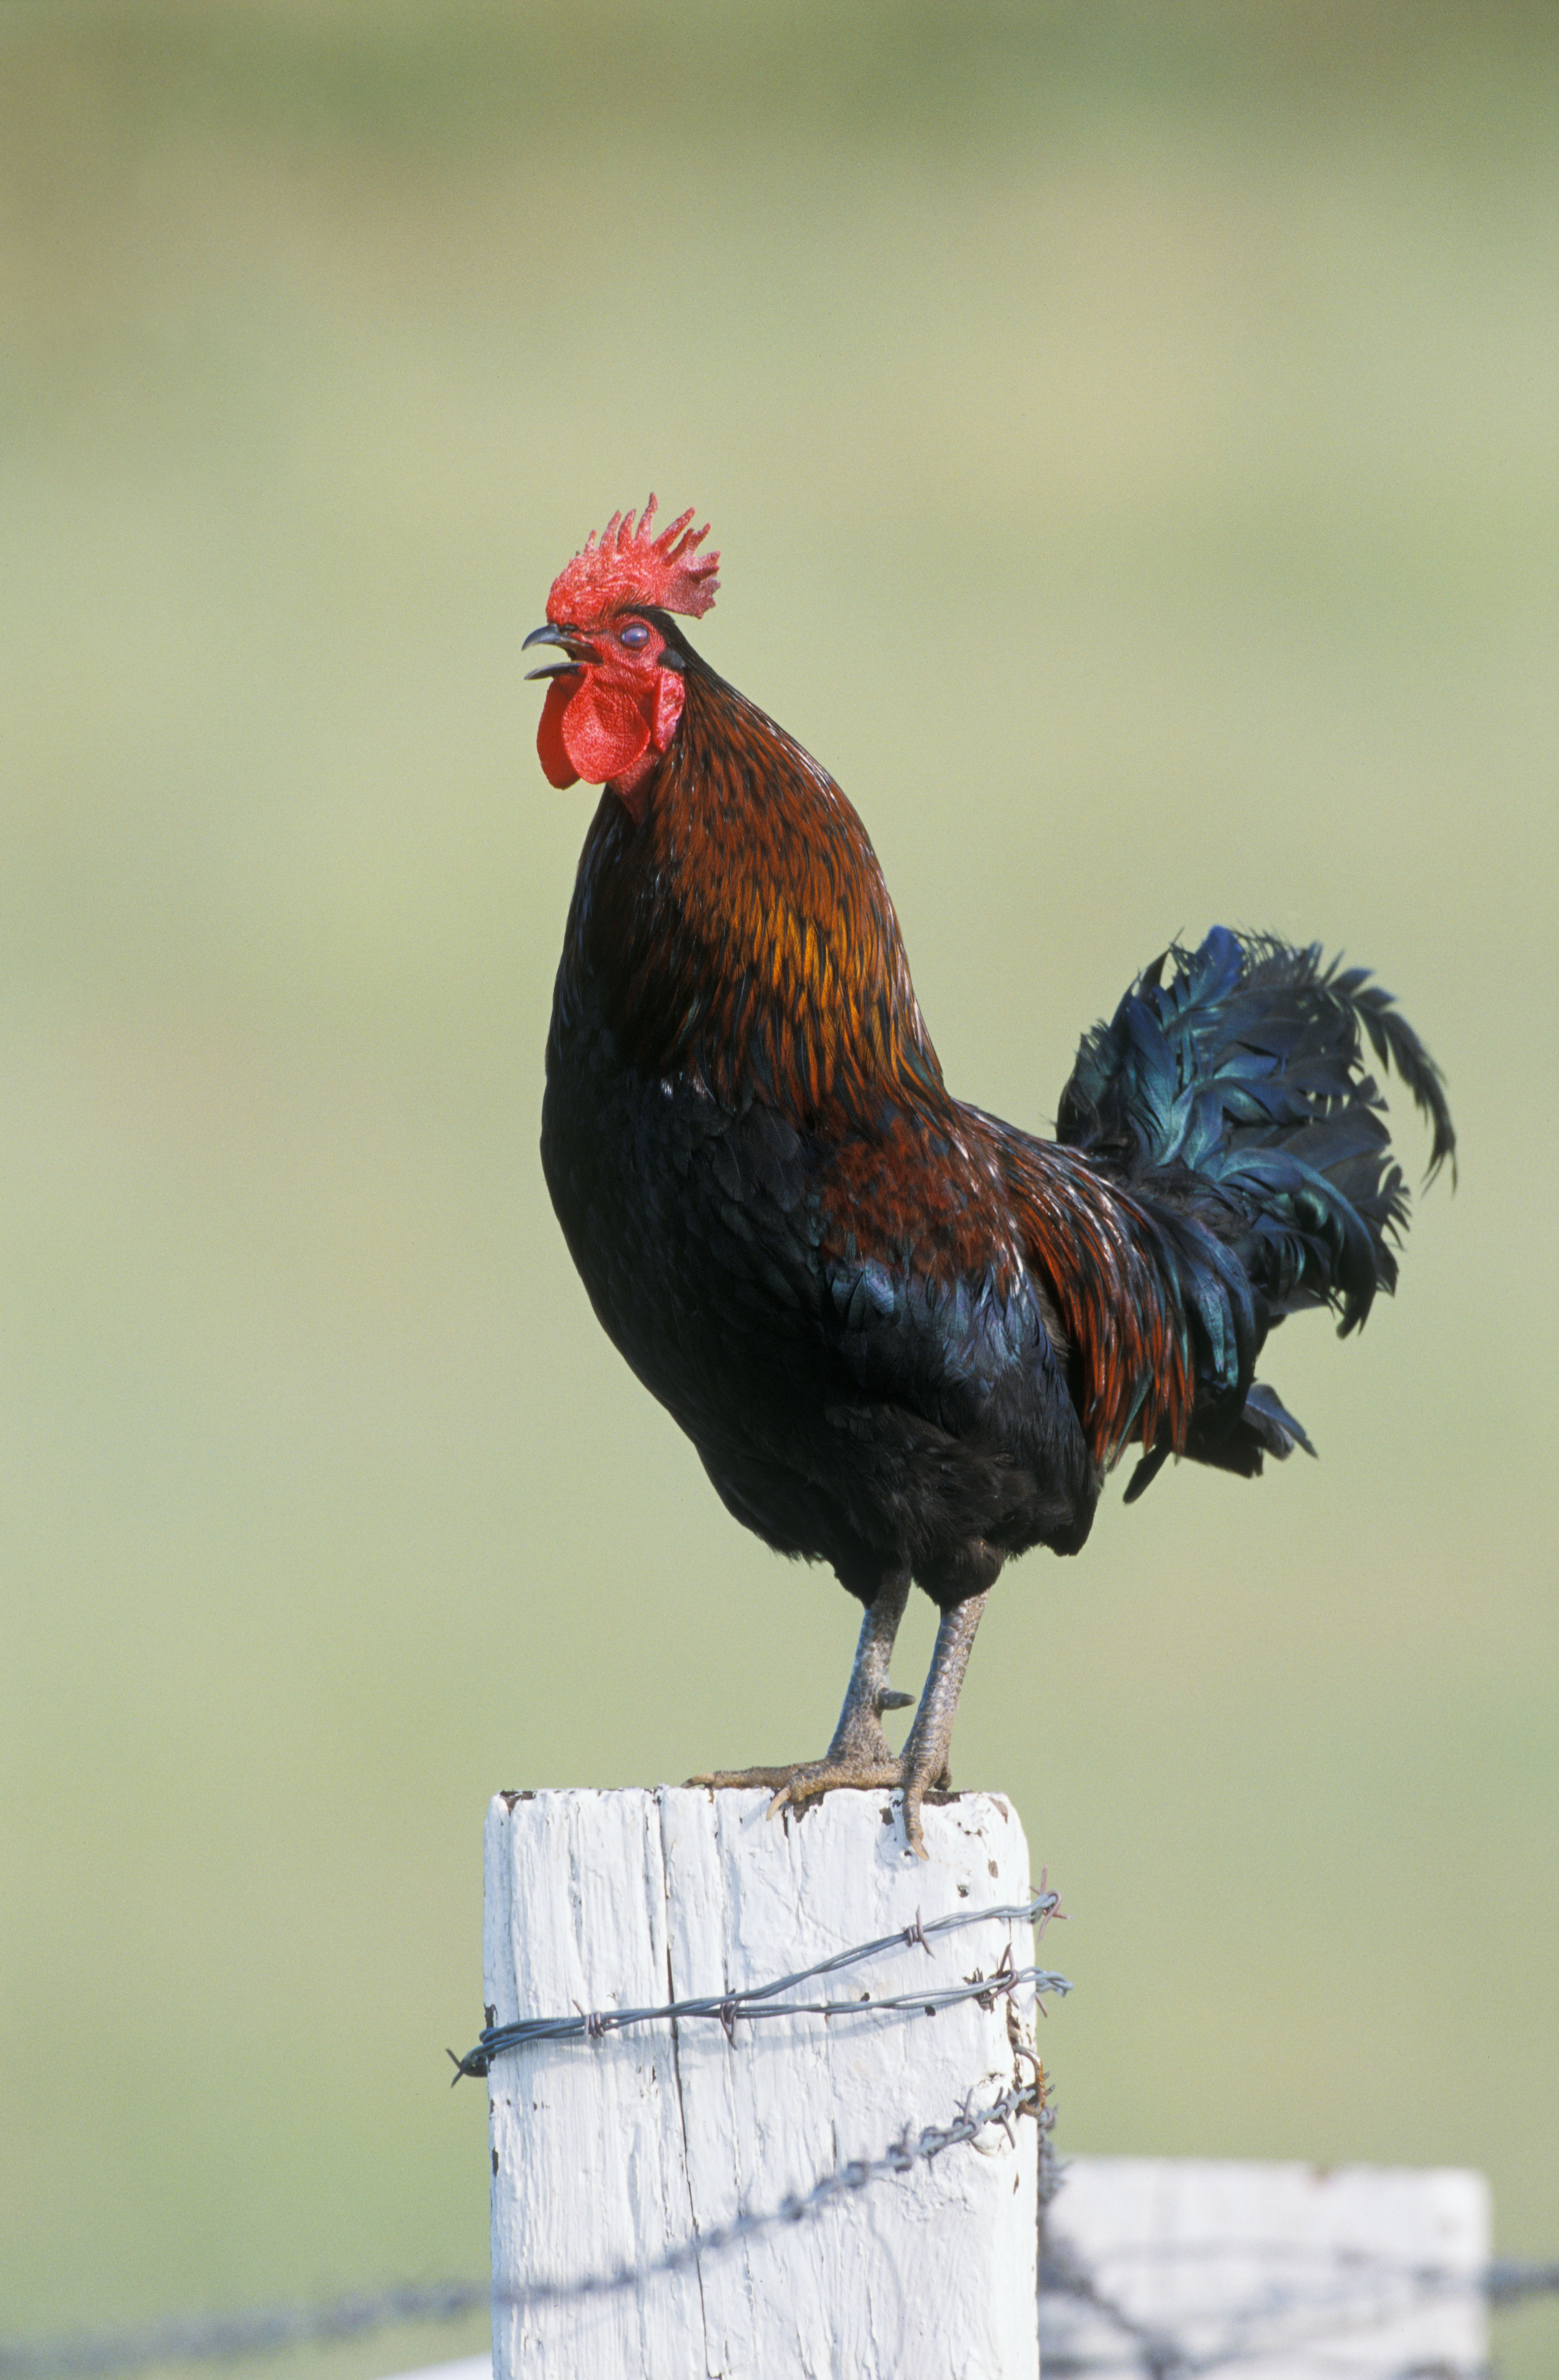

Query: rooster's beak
[523,621,595,679]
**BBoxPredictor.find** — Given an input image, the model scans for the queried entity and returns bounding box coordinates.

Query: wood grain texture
[484,1785,1042,2379]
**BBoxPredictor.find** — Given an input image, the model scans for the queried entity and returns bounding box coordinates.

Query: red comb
[546,496,720,626]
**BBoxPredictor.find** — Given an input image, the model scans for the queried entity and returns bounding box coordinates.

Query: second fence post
[483,1783,1052,2379]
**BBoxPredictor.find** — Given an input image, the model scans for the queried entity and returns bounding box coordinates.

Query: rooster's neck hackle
[562,654,941,1129]
[552,638,1202,1472]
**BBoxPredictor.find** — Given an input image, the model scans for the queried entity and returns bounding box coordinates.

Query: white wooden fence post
[483,1784,1046,2380]
[1041,2156,1492,2378]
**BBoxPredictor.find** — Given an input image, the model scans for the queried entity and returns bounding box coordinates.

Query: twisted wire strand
[3,2223,1554,2377]
[1037,2236,1559,2377]
[453,1886,1065,2078]
[0,2076,1046,2380]
[7,2239,1553,2380]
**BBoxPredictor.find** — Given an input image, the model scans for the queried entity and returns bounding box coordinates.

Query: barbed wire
[452,1886,1066,2078]
[0,2072,1046,2380]
[7,1861,1556,2380]
[1489,2256,1559,2301]
[1036,2230,1559,2379]
[0,2290,490,2380]
[5,2234,1553,2380]
[3,2202,1555,2377]
[487,2064,1047,2315]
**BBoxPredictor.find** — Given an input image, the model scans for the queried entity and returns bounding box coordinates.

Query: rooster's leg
[760,1586,989,1858]
[689,1577,992,1861]
[686,1567,912,1795]
[821,1565,915,1761]
[891,1587,990,1856]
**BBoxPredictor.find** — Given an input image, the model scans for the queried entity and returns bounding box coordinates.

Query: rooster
[527,498,1453,1857]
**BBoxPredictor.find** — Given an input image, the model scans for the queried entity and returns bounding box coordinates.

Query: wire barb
[902,1907,934,1956]
[453,1887,1065,2079]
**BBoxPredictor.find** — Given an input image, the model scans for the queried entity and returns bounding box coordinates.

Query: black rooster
[528,500,1454,1854]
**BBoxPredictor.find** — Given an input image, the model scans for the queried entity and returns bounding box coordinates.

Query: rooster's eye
[619,621,651,650]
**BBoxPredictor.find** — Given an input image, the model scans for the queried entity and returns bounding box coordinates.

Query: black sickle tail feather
[1057,926,1454,1497]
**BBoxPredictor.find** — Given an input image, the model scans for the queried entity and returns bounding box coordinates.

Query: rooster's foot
[685,1743,950,1859]
[767,1748,954,1860]
[686,1578,984,1860]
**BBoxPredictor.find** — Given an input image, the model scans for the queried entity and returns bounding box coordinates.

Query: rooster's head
[524,497,719,811]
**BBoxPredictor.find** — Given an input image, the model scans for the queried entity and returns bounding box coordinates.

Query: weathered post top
[483,1784,1053,2380]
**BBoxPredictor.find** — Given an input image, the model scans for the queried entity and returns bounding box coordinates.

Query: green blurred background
[3,3,1556,2373]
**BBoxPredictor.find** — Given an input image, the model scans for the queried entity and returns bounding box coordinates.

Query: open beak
[523,621,595,680]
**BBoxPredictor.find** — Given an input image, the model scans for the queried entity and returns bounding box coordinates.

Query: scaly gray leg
[893,1588,990,1855]
[687,1568,912,1795]
[690,1576,991,1861]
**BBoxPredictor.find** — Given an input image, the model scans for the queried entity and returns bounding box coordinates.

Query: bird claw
[691,1743,944,1860]
[761,1757,905,1820]
[686,1766,812,1792]
[757,1760,932,1860]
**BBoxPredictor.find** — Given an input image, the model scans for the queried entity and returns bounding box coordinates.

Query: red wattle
[537,678,580,787]
[561,681,652,785]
